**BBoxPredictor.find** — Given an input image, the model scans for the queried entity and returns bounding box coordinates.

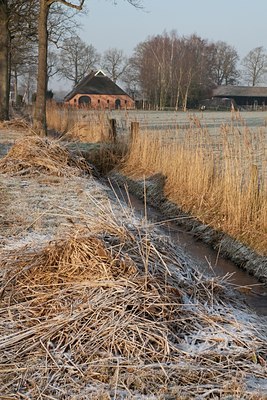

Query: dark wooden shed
[212,86,267,110]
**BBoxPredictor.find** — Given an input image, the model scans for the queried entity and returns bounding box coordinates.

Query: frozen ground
[98,109,267,132]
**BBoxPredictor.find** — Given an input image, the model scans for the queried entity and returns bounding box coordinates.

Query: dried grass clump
[0,136,92,177]
[1,118,30,130]
[0,218,266,398]
[1,235,137,296]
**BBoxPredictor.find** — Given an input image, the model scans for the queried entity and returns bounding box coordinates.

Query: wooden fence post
[109,118,117,142]
[130,121,139,141]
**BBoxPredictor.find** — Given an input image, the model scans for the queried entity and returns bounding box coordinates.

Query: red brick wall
[66,94,135,110]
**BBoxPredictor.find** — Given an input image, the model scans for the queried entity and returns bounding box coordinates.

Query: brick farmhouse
[64,70,135,110]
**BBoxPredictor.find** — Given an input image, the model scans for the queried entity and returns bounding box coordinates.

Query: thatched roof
[213,85,267,98]
[64,70,132,101]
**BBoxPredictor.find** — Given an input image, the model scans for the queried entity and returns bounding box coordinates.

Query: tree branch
[47,0,85,10]
[126,0,143,8]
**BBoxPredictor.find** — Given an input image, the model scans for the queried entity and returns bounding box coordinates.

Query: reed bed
[0,202,266,398]
[0,136,92,177]
[122,119,267,255]
[46,102,110,142]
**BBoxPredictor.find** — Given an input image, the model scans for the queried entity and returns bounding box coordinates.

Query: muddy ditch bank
[108,172,267,315]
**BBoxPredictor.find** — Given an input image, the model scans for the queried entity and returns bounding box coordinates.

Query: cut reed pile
[0,212,266,398]
[0,136,92,177]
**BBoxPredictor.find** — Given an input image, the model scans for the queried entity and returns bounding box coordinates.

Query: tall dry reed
[122,119,267,255]
[46,101,110,142]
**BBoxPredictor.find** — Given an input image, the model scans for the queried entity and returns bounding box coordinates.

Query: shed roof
[213,86,267,98]
[64,70,132,101]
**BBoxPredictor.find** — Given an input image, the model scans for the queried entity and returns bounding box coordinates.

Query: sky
[78,0,267,58]
[53,0,267,91]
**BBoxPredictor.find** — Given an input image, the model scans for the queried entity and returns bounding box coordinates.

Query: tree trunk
[14,69,18,106]
[0,0,9,121]
[75,53,78,85]
[183,71,192,112]
[183,86,189,112]
[175,85,180,111]
[34,0,49,134]
[175,69,182,111]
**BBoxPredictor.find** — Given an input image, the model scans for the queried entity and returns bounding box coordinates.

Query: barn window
[107,99,110,104]
[98,99,101,104]
[78,96,91,106]
[125,100,127,104]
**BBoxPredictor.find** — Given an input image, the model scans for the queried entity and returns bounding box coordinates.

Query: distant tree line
[9,24,267,112]
[124,33,267,110]
[1,0,267,130]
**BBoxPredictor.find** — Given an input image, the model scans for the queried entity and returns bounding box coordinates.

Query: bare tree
[47,48,60,84]
[20,64,37,104]
[1,0,80,116]
[9,28,38,106]
[0,0,40,119]
[178,34,210,111]
[34,0,142,134]
[129,32,214,110]
[10,45,38,106]
[0,0,142,127]
[34,0,86,134]
[209,41,239,86]
[241,46,267,86]
[102,48,129,83]
[0,0,10,120]
[57,35,100,85]
[8,1,39,106]
[130,33,177,110]
[48,2,80,47]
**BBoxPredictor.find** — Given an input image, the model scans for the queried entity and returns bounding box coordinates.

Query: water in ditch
[110,181,267,317]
